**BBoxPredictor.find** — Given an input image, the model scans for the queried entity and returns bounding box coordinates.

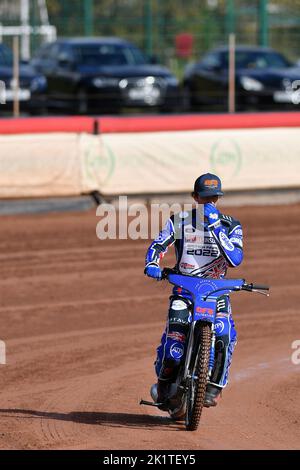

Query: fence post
[84,0,94,36]
[13,36,20,118]
[20,0,30,61]
[144,0,153,57]
[228,33,236,113]
[226,0,235,36]
[258,0,268,47]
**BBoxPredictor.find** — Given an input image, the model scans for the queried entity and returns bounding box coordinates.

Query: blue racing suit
[145,206,243,389]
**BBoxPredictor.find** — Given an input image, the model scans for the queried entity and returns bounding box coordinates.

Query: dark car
[183,45,300,111]
[0,43,47,115]
[31,37,180,114]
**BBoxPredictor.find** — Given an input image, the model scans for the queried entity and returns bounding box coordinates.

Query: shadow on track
[0,409,181,431]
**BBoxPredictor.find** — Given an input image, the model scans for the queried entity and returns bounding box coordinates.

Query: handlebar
[161,267,176,279]
[242,283,269,291]
[161,268,270,294]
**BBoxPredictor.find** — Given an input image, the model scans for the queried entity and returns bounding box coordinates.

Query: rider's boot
[150,378,172,409]
[156,377,172,410]
[149,379,171,410]
[150,359,178,410]
[204,384,222,407]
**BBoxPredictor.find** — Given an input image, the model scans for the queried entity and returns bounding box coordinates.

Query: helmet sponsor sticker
[219,231,234,251]
[170,342,184,359]
[204,179,218,188]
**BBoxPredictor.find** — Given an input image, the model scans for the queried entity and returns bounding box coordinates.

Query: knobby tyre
[186,323,211,431]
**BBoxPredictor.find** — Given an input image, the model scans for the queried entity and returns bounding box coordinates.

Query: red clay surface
[0,204,299,449]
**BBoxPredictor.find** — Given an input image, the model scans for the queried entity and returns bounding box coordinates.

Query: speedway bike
[140,268,269,431]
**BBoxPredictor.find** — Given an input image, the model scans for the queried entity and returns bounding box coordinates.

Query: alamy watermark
[291,340,300,365]
[96,196,205,240]
[0,340,6,365]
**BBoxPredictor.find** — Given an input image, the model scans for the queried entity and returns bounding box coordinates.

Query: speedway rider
[144,173,243,409]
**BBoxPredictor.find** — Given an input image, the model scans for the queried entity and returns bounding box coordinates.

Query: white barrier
[0,133,101,198]
[90,127,300,195]
[0,127,299,198]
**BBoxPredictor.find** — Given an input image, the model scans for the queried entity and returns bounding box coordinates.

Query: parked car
[0,43,47,115]
[31,37,180,114]
[183,45,300,111]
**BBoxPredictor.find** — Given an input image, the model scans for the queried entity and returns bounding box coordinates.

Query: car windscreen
[222,51,291,69]
[73,44,147,66]
[0,45,13,66]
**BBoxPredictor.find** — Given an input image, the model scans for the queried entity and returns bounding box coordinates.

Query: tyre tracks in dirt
[0,205,299,449]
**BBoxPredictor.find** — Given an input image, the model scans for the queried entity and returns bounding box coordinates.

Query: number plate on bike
[194,297,216,321]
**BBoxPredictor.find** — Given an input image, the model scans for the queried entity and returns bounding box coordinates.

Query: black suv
[31,37,180,113]
[0,43,47,115]
[183,45,300,111]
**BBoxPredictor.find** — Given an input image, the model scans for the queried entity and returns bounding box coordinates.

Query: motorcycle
[140,267,269,431]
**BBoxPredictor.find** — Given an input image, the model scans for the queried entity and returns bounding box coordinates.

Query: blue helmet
[194,173,224,197]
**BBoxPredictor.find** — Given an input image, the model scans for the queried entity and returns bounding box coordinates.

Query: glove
[144,263,162,281]
[204,203,221,230]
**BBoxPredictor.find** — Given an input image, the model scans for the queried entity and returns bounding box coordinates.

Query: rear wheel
[185,323,211,431]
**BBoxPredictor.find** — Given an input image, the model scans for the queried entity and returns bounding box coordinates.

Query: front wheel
[185,323,211,431]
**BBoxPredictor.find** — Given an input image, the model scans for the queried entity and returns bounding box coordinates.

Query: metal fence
[1,1,300,72]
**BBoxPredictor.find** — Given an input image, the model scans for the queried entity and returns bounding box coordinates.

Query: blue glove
[145,263,162,280]
[204,203,221,229]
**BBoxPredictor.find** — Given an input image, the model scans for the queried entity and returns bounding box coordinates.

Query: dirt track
[0,204,299,450]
